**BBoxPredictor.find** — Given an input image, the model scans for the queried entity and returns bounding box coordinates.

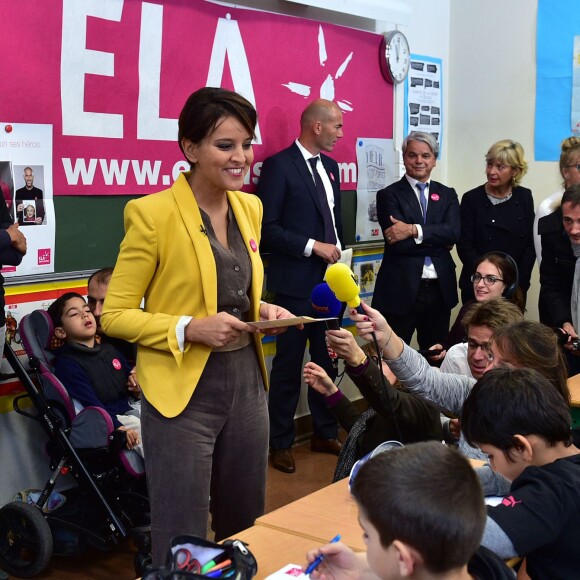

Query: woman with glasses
[457,140,535,305]
[534,136,580,264]
[428,251,524,362]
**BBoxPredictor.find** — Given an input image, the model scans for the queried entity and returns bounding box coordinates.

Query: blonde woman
[457,139,535,304]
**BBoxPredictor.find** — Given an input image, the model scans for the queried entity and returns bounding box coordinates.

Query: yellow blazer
[101,172,267,418]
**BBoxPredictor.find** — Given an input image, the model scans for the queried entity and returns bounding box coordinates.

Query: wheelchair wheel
[0,502,53,577]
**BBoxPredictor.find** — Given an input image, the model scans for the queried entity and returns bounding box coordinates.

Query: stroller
[0,310,150,577]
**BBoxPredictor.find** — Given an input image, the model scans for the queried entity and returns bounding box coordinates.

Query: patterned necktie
[309,157,337,245]
[416,182,432,267]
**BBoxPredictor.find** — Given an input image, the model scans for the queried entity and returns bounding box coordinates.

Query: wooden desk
[569,373,580,407]
[229,526,319,579]
[567,374,580,429]
[256,478,365,551]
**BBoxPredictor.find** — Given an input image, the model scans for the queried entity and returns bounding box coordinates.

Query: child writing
[305,441,513,579]
[462,367,580,579]
[47,292,143,456]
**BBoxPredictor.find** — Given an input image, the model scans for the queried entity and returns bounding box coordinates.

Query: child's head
[462,367,573,481]
[25,204,35,218]
[48,292,97,344]
[350,441,485,578]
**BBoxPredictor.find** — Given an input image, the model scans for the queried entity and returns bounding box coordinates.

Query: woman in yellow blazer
[101,88,293,565]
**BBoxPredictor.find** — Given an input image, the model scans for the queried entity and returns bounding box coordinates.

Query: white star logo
[282,25,354,111]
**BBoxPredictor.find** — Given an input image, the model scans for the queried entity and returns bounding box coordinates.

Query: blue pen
[305,534,341,576]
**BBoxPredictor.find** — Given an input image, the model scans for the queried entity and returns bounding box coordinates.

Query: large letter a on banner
[207,15,262,144]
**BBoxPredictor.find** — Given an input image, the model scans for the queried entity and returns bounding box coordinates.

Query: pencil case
[142,534,258,580]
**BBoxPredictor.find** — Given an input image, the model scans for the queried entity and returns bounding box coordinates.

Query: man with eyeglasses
[441,298,523,379]
[539,183,580,374]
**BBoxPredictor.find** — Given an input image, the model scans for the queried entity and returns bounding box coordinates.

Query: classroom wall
[448,0,548,322]
[2,2,553,490]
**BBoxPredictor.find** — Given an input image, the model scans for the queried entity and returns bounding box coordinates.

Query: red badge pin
[249,239,258,252]
[112,359,122,370]
[430,193,440,201]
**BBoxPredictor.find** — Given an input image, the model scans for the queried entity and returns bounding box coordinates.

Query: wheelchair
[0,310,151,577]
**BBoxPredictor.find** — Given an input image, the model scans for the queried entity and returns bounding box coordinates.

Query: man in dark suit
[539,184,580,375]
[257,99,344,473]
[372,131,460,350]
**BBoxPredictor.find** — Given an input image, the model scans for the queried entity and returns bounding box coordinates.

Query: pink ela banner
[1,0,393,195]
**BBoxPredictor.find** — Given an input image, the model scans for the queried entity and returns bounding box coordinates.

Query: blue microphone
[311,282,342,323]
[311,282,342,367]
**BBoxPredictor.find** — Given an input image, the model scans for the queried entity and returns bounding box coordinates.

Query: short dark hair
[562,182,580,209]
[492,321,570,405]
[351,442,485,574]
[87,267,114,288]
[462,368,573,459]
[47,292,85,328]
[178,87,257,168]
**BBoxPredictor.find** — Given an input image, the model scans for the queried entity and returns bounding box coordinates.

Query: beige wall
[448,0,559,321]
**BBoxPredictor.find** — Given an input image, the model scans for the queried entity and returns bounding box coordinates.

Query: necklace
[485,184,512,199]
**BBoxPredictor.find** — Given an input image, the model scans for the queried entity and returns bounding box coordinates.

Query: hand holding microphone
[325,264,404,443]
[325,264,401,357]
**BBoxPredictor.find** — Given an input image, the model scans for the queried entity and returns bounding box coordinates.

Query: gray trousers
[142,344,269,565]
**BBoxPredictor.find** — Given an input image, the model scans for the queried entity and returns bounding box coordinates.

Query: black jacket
[373,177,460,314]
[329,358,446,458]
[257,142,343,299]
[458,184,535,301]
[538,208,575,327]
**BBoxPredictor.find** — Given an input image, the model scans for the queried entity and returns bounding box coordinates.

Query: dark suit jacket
[372,177,460,314]
[457,184,535,299]
[538,207,575,328]
[257,142,343,299]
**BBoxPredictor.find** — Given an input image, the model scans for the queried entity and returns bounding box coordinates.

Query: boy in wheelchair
[47,292,143,457]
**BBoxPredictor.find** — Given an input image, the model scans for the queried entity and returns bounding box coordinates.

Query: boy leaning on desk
[304,367,580,580]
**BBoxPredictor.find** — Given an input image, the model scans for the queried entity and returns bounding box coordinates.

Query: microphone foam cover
[325,263,362,308]
[311,282,342,318]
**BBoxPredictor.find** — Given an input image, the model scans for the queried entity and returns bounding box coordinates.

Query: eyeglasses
[471,273,504,286]
[467,341,494,361]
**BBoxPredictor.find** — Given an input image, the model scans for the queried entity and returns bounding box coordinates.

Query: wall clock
[380,30,410,84]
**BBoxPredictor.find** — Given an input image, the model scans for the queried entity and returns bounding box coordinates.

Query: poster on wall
[535,0,580,160]
[0,123,55,276]
[0,0,394,197]
[354,138,396,243]
[404,55,443,150]
[352,252,382,303]
[572,36,580,134]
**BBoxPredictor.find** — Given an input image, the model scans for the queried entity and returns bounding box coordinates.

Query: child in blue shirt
[47,292,142,455]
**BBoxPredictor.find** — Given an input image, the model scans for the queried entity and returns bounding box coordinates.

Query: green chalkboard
[54,195,141,274]
[52,189,362,276]
[340,189,358,246]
